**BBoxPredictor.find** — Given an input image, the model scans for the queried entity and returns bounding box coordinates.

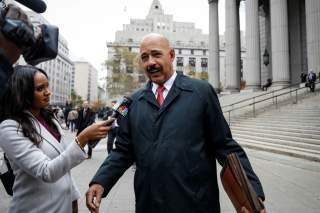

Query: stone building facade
[208,0,320,91]
[107,0,245,96]
[73,61,98,103]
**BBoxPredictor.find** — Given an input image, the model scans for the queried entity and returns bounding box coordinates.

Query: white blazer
[0,115,87,213]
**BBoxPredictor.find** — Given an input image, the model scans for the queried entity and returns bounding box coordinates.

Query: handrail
[222,81,320,125]
[221,81,303,109]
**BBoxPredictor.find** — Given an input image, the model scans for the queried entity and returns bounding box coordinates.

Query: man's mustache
[146,65,161,73]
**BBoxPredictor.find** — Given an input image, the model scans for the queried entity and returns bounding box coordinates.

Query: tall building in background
[73,61,98,103]
[106,0,245,96]
[18,11,74,106]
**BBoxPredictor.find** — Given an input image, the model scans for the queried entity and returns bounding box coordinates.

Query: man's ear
[169,48,175,62]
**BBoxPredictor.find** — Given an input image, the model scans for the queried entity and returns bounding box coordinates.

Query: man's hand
[86,184,104,213]
[241,198,266,213]
[241,207,266,213]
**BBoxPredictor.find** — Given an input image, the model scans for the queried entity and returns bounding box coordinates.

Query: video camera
[0,0,58,65]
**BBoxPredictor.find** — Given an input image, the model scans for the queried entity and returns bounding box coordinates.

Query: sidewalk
[1,131,320,212]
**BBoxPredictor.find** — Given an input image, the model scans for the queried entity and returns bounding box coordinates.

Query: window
[189,57,196,67]
[203,50,206,56]
[178,49,182,54]
[126,64,133,73]
[190,49,194,55]
[176,57,184,67]
[201,58,208,67]
[201,58,208,71]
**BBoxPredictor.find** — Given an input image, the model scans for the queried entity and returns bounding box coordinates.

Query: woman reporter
[0,65,112,213]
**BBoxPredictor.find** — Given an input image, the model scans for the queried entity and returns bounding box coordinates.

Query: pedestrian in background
[307,70,317,92]
[86,33,266,213]
[77,101,96,159]
[64,100,72,129]
[68,108,79,132]
[105,101,121,154]
[0,65,111,212]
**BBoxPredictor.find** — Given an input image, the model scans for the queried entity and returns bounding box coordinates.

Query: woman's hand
[77,118,115,148]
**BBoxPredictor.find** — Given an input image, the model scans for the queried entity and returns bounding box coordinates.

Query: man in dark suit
[76,101,95,159]
[86,33,266,213]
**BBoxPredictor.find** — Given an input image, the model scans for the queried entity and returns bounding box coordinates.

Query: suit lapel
[140,81,159,108]
[25,111,64,154]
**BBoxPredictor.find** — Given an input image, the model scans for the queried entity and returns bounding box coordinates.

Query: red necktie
[156,85,165,106]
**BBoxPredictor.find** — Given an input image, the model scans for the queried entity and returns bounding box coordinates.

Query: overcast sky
[38,0,245,79]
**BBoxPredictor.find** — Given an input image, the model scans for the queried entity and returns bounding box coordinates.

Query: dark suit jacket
[91,73,265,213]
[76,108,95,135]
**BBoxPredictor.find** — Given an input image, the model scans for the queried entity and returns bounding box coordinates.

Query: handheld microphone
[88,96,132,149]
[15,0,47,13]
[106,96,132,121]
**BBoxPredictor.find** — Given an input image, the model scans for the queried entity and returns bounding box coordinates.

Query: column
[208,0,220,91]
[305,0,320,74]
[244,0,261,90]
[270,0,290,88]
[225,0,241,92]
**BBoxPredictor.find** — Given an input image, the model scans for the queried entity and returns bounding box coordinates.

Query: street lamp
[263,49,269,66]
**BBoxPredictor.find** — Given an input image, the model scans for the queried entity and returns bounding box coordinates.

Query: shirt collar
[152,71,177,94]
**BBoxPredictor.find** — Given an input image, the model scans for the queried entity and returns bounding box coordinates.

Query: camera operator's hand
[0,4,33,64]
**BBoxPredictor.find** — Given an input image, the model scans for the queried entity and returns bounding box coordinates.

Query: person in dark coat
[86,33,266,213]
[105,102,121,154]
[307,70,317,92]
[76,101,96,159]
[64,100,72,129]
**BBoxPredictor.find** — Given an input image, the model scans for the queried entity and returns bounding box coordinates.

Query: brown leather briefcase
[220,153,264,213]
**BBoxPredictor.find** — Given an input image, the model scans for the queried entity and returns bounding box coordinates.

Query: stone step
[222,87,320,161]
[266,106,320,110]
[231,123,320,135]
[231,126,320,140]
[258,112,320,118]
[237,138,320,162]
[238,117,320,125]
[230,119,320,129]
[232,113,320,121]
[233,133,320,153]
[252,113,320,120]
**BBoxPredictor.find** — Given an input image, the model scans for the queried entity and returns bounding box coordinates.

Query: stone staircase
[229,94,320,162]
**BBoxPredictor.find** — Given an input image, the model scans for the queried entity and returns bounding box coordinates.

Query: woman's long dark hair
[0,65,58,145]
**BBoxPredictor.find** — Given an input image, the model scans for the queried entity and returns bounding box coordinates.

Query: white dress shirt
[152,71,177,100]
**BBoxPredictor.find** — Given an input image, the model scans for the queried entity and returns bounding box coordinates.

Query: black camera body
[0,0,59,65]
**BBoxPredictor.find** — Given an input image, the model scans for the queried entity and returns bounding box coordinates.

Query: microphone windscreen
[15,0,47,13]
